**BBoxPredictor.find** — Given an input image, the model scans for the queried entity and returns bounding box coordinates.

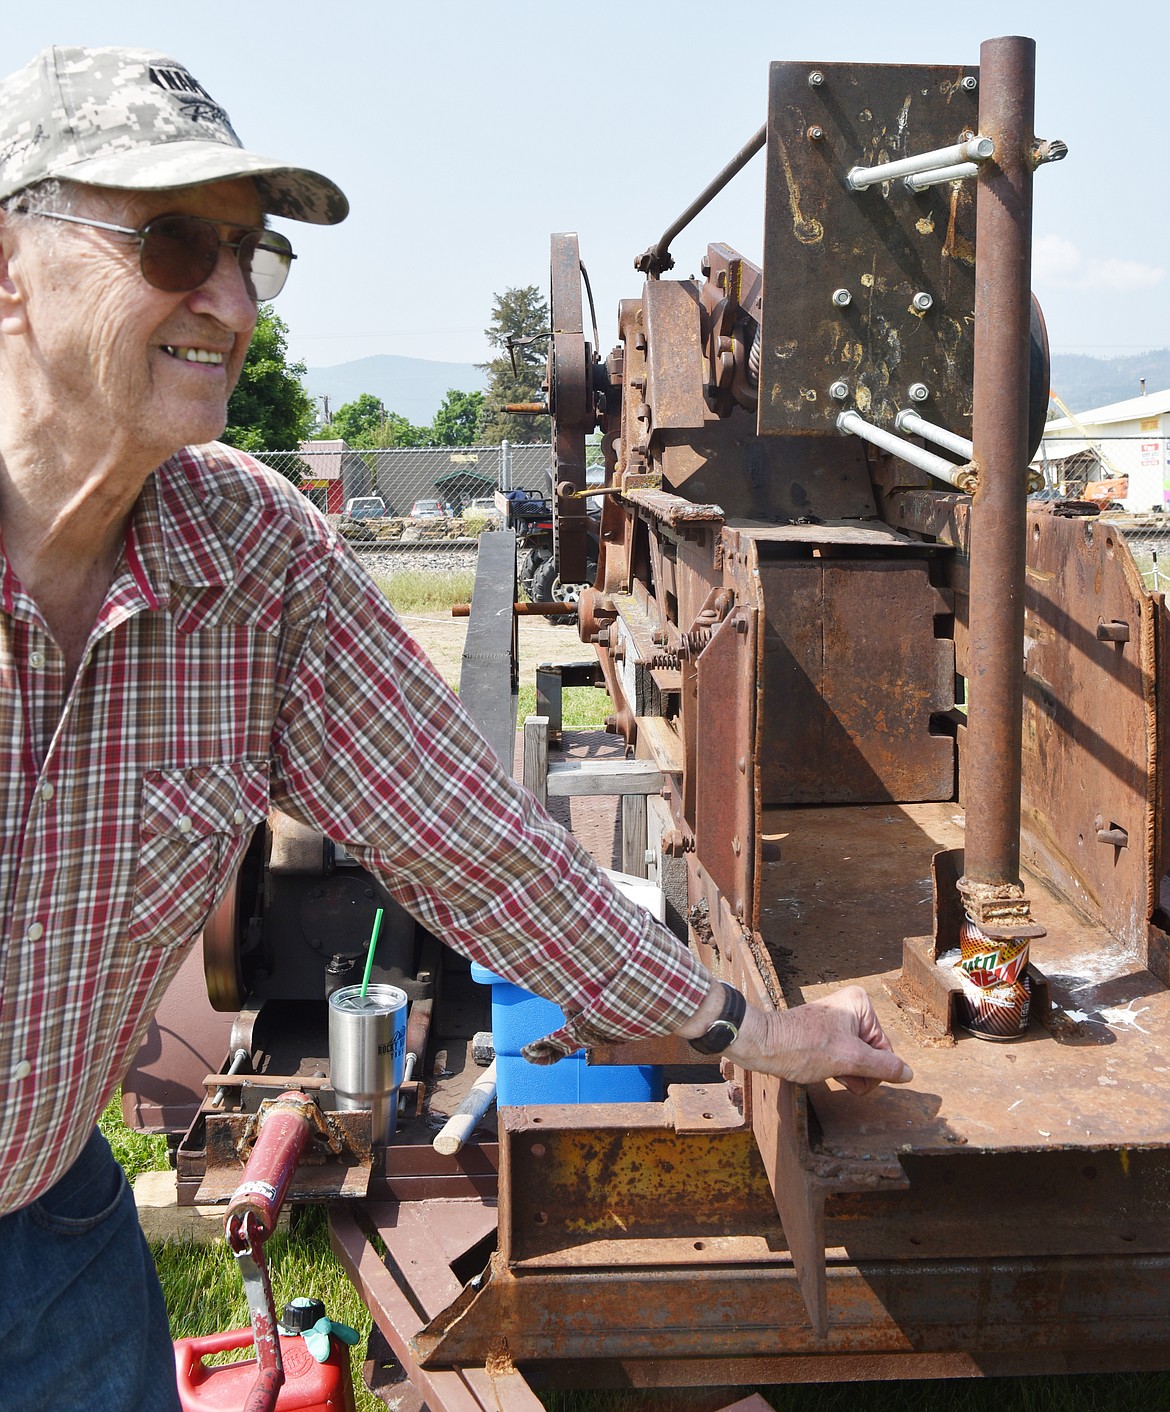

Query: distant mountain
[1049,350,1170,415]
[301,347,1169,428]
[302,354,487,426]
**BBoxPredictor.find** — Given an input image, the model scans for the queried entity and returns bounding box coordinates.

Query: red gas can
[173,1325,356,1411]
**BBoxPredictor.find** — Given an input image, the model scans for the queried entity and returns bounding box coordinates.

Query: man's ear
[0,216,29,334]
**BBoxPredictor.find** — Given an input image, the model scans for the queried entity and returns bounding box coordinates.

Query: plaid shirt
[0,444,708,1214]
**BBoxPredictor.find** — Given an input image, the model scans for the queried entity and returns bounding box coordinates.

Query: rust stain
[773,133,824,245]
[943,185,976,264]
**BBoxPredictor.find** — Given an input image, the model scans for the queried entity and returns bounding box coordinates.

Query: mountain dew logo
[960,939,1029,989]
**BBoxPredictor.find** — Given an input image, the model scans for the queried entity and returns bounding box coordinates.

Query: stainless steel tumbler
[327,983,408,1142]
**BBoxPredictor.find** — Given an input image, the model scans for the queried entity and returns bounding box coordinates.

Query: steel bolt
[808,70,825,87]
[912,291,934,311]
[909,382,930,402]
[961,75,978,91]
[831,288,852,307]
[829,381,849,401]
[1096,620,1131,643]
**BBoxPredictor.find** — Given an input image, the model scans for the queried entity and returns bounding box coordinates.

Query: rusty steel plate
[1020,513,1156,950]
[758,552,954,803]
[760,61,979,437]
[694,608,757,916]
[415,1245,1170,1368]
[643,279,707,431]
[759,801,1170,1155]
[660,412,878,522]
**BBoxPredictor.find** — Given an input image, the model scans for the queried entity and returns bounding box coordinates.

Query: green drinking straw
[359,908,384,997]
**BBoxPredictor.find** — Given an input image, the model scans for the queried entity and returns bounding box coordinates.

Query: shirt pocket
[127,761,270,947]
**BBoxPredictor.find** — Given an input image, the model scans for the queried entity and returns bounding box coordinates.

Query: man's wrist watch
[688,982,747,1055]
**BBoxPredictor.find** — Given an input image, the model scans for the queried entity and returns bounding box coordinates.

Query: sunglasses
[14,209,296,301]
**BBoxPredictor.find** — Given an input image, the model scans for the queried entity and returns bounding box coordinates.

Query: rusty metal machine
[125,34,1170,1407]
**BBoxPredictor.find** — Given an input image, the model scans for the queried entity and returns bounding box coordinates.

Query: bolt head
[909,382,930,402]
[829,381,849,401]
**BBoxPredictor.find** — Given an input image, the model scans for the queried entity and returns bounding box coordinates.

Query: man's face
[3,177,263,467]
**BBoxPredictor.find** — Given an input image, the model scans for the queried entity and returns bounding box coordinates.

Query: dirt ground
[395,609,595,690]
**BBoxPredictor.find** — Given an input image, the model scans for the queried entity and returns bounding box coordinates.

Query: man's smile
[161,345,226,365]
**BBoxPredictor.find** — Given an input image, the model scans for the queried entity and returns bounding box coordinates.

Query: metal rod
[964,36,1036,889]
[904,161,980,191]
[847,135,993,190]
[451,601,570,618]
[837,411,975,490]
[895,408,974,459]
[212,1047,250,1108]
[635,124,767,276]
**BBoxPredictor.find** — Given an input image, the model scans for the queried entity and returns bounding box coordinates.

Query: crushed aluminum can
[955,915,1031,1039]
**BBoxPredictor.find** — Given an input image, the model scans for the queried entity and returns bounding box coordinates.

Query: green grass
[517,683,610,728]
[376,567,477,612]
[98,1089,169,1183]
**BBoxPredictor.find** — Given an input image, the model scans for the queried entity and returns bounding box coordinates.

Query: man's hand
[682,983,912,1095]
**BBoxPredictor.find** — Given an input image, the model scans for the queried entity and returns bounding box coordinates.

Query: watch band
[688,982,747,1055]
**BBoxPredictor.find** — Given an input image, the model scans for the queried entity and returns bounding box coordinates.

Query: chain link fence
[250,432,1170,593]
[250,441,554,558]
[1035,433,1170,592]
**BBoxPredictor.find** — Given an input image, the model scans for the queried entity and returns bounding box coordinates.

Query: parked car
[409,498,445,519]
[344,496,388,519]
[463,496,502,523]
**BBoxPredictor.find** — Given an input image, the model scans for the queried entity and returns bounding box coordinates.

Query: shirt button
[177,816,194,834]
[13,1060,32,1082]
[26,922,44,942]
[232,808,246,826]
[40,782,55,802]
[29,651,45,669]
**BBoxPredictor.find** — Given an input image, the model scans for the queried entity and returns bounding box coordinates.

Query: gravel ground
[353,543,480,578]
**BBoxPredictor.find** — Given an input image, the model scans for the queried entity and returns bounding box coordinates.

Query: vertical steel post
[963,35,1036,891]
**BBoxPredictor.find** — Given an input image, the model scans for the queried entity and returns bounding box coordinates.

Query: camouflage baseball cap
[0,46,348,224]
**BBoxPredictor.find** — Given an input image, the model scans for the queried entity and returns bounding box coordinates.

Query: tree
[321,392,386,446]
[319,394,429,449]
[476,285,551,444]
[223,306,314,461]
[432,388,486,446]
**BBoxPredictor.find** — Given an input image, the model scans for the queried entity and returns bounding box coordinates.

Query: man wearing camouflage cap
[0,44,909,1409]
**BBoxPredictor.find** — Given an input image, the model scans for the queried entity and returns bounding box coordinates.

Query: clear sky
[6,2,1167,378]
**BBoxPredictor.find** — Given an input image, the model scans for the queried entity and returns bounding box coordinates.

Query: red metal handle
[225,1090,316,1239]
[223,1091,318,1412]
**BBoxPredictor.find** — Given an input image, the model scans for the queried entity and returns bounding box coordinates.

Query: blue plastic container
[470,962,661,1104]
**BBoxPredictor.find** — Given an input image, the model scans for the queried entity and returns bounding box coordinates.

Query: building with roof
[1037,388,1170,511]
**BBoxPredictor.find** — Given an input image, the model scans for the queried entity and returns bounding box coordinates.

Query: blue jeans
[0,1127,180,1411]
